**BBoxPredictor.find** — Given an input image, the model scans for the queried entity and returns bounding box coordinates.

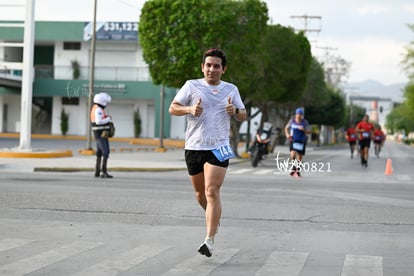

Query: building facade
[0,21,185,138]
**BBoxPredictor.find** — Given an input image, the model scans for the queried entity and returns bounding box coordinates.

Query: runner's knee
[205,185,220,199]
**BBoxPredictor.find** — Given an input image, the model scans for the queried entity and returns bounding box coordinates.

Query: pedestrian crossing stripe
[228,168,276,175]
[255,251,309,276]
[72,245,170,276]
[162,248,239,276]
[341,254,383,276]
[0,238,387,275]
[253,169,274,175]
[228,168,253,174]
[0,241,101,276]
[396,174,412,181]
[0,238,34,252]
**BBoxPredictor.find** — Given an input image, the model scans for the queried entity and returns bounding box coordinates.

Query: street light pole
[18,0,35,151]
[86,0,97,150]
[159,84,165,149]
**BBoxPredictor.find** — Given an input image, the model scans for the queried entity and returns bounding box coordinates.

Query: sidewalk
[0,135,250,173]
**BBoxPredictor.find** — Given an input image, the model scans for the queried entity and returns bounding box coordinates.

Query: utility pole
[290,14,321,43]
[85,0,97,151]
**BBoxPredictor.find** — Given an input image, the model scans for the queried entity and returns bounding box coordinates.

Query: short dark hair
[202,48,227,67]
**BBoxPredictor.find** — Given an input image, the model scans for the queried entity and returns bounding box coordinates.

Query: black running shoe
[198,238,213,257]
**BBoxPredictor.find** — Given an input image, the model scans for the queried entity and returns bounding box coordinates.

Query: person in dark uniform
[90,92,113,178]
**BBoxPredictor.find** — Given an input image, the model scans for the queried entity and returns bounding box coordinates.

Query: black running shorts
[289,141,306,156]
[359,138,371,149]
[185,150,229,175]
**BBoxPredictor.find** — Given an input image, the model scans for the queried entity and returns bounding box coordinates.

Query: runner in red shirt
[355,114,375,167]
[373,125,386,157]
[345,123,358,158]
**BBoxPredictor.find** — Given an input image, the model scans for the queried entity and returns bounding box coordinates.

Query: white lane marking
[72,245,170,276]
[228,168,254,174]
[255,251,309,276]
[253,169,274,175]
[341,254,383,276]
[162,248,239,276]
[0,241,101,276]
[0,238,33,252]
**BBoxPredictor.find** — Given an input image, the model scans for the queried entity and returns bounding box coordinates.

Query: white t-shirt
[174,78,245,150]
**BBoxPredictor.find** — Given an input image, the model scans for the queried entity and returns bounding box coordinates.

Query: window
[62,97,79,105]
[63,42,81,50]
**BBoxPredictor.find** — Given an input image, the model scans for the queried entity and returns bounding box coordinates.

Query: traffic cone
[384,158,393,175]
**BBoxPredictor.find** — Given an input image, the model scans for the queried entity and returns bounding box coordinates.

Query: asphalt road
[0,140,413,275]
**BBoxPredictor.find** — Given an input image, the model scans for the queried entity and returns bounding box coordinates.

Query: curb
[33,167,188,173]
[0,150,73,158]
[0,133,185,158]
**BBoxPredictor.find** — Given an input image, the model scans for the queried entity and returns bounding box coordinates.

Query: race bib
[292,142,304,151]
[362,132,370,138]
[350,134,357,139]
[212,145,235,162]
[375,136,382,141]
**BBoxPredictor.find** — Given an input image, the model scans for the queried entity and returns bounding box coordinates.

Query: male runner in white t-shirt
[169,48,246,257]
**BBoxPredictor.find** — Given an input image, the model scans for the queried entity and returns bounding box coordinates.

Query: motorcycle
[250,122,273,167]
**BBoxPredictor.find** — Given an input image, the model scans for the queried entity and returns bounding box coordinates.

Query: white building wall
[0,95,21,132]
[170,115,186,140]
[52,96,88,135]
[51,96,155,138]
[54,41,89,79]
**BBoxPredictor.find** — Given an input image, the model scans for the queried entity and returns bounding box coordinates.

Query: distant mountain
[344,80,406,103]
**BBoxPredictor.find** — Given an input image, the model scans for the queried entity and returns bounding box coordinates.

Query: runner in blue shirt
[284,108,311,177]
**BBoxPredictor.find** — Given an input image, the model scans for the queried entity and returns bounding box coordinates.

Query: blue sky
[1,0,412,85]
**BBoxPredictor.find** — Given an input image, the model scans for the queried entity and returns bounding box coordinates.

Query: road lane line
[253,169,274,175]
[228,168,254,174]
[255,251,309,276]
[0,241,101,276]
[341,254,383,276]
[71,245,170,276]
[162,248,239,276]
[0,238,33,252]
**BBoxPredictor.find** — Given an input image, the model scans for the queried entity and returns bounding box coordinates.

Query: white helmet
[93,93,111,107]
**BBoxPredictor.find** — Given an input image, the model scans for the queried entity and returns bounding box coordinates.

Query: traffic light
[379,106,383,113]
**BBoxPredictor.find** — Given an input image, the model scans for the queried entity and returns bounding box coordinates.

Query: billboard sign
[84,21,138,41]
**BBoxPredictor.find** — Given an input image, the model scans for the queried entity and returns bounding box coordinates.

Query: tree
[139,0,268,89]
[386,102,414,134]
[251,24,312,128]
[385,81,414,135]
[139,0,268,155]
[305,87,345,127]
[389,24,414,135]
[300,57,330,108]
[402,24,414,81]
[345,103,366,128]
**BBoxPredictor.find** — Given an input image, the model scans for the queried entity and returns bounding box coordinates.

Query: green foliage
[345,104,366,128]
[396,25,414,133]
[139,0,268,88]
[71,60,80,80]
[402,24,414,80]
[254,25,312,103]
[386,102,414,134]
[404,81,414,111]
[60,108,69,135]
[300,57,330,107]
[305,87,346,128]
